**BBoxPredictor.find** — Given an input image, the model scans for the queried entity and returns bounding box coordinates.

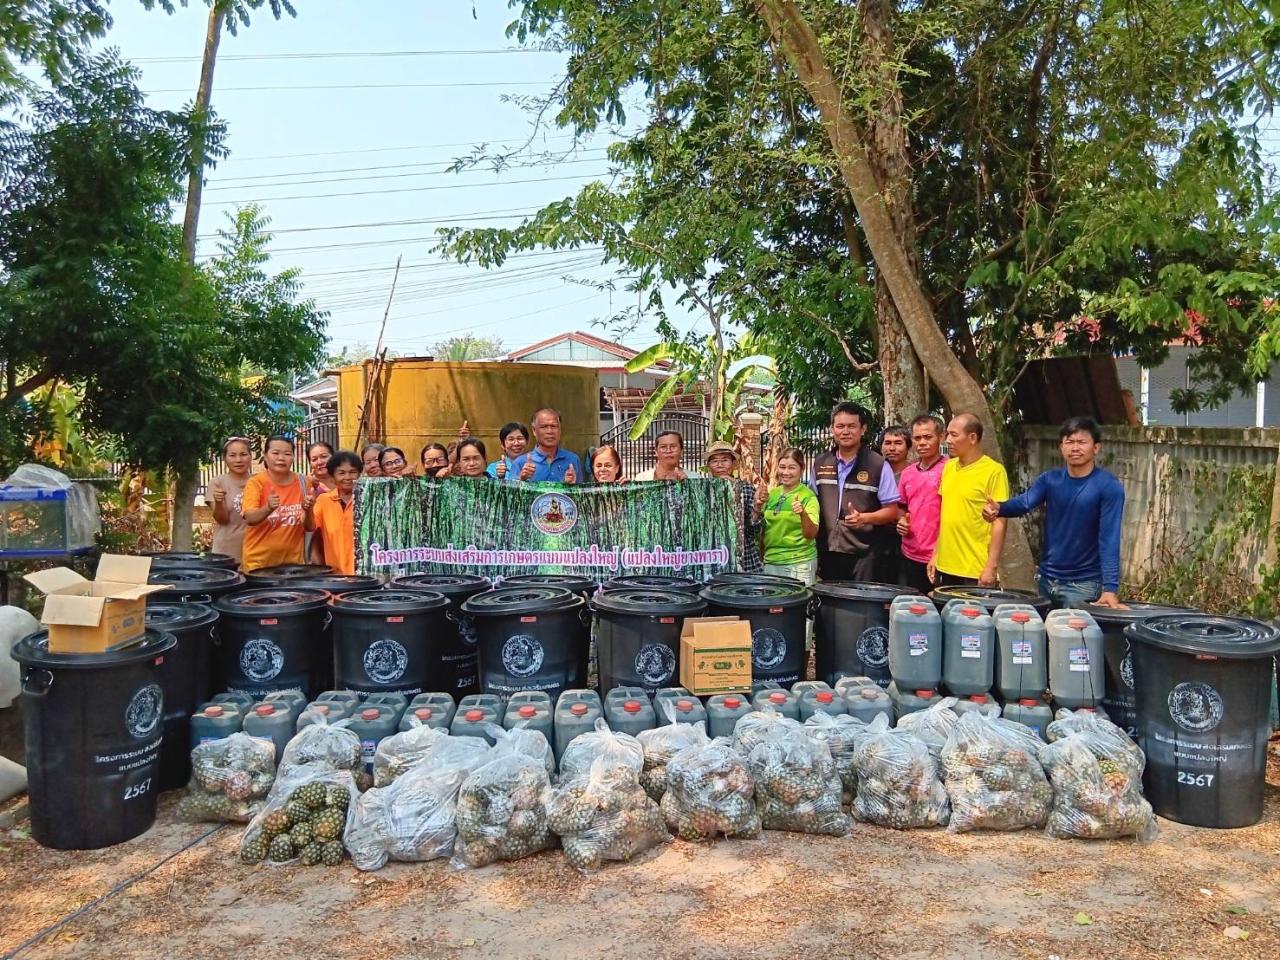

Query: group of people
[205,401,1126,610]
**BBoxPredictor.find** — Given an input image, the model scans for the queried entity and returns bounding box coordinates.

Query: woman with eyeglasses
[379,447,409,477]
[419,443,449,478]
[208,436,254,567]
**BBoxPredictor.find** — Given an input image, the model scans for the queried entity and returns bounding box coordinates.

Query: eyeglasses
[382,457,406,468]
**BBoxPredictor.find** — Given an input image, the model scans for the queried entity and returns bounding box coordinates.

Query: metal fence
[599,413,712,478]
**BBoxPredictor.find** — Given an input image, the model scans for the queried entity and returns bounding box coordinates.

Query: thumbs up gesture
[981,495,1000,523]
[564,463,577,485]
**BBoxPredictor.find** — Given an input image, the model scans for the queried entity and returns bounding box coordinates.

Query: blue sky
[101,0,655,358]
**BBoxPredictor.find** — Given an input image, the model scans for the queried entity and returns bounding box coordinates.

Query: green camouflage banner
[354,476,742,581]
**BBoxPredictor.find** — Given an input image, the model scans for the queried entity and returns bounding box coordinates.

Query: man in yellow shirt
[928,413,1009,587]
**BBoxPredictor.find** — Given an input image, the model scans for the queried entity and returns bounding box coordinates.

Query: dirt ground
[0,750,1276,960]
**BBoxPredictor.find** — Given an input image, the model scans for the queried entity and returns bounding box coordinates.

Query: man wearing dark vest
[810,402,901,581]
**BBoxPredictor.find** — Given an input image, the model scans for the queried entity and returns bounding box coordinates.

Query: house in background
[1116,346,1280,428]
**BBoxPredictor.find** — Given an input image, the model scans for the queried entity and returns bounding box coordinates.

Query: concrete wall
[1019,425,1279,586]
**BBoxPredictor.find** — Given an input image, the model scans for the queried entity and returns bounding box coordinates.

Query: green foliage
[0,1,110,95]
[431,335,505,360]
[140,0,297,36]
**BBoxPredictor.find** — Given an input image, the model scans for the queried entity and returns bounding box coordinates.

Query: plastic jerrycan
[604,692,657,737]
[211,691,255,716]
[844,685,893,724]
[889,597,943,691]
[605,685,651,708]
[242,702,295,762]
[952,693,998,718]
[669,696,708,726]
[404,692,457,730]
[751,679,783,696]
[750,687,800,720]
[399,704,452,733]
[296,700,351,732]
[792,680,832,696]
[651,686,693,721]
[941,600,995,697]
[706,694,753,738]
[887,681,941,718]
[363,692,410,725]
[798,688,848,721]
[451,701,502,744]
[554,693,604,762]
[834,676,880,701]
[347,705,400,771]
[259,690,307,728]
[1003,699,1053,740]
[993,604,1047,702]
[503,691,554,744]
[189,703,242,749]
[316,690,362,714]
[1046,610,1105,709]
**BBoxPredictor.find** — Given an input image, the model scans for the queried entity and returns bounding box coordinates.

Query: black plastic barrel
[812,581,914,687]
[144,602,220,790]
[1127,613,1280,828]
[12,627,176,849]
[501,573,598,601]
[707,571,804,589]
[699,581,813,686]
[212,588,331,698]
[148,564,246,603]
[286,575,381,688]
[330,589,451,697]
[243,563,334,587]
[929,586,1052,617]
[390,573,490,695]
[602,574,703,594]
[462,586,588,702]
[1085,602,1192,739]
[142,550,239,571]
[591,588,707,694]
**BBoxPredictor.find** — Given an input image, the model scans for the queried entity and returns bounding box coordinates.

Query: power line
[144,80,558,94]
[380,292,607,342]
[198,205,545,240]
[204,156,609,192]
[323,279,600,329]
[202,171,611,206]
[133,49,560,64]
[211,150,608,184]
[295,246,609,279]
[219,132,601,163]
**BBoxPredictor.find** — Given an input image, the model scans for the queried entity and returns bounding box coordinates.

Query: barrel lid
[968,695,988,703]
[930,586,1049,612]
[243,563,334,585]
[331,589,448,614]
[142,550,238,570]
[145,602,219,632]
[1017,698,1041,707]
[1085,601,1193,626]
[570,703,589,716]
[816,691,834,703]
[1126,614,1280,659]
[707,571,804,589]
[675,699,694,712]
[501,573,598,594]
[356,708,378,720]
[623,700,642,713]
[464,708,484,721]
[908,604,927,615]
[604,574,702,594]
[767,692,787,704]
[858,688,879,700]
[312,704,331,715]
[12,627,177,669]
[591,588,707,617]
[414,708,432,720]
[518,705,536,718]
[203,705,224,717]
[811,580,914,604]
[148,565,246,591]
[460,586,584,616]
[212,588,331,616]
[914,689,935,698]
[290,574,382,594]
[723,696,742,708]
[699,581,811,609]
[389,573,491,600]
[255,704,275,716]
[1010,611,1031,624]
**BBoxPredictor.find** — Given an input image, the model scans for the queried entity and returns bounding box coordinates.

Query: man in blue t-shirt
[982,416,1125,608]
[511,407,581,484]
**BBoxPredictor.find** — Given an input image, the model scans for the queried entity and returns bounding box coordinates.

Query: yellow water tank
[336,358,600,466]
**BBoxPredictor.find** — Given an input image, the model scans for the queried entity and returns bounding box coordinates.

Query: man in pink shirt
[896,414,948,593]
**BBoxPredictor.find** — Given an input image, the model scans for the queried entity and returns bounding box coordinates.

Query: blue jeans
[1037,574,1102,609]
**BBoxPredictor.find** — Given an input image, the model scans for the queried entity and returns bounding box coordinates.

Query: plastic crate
[0,485,96,558]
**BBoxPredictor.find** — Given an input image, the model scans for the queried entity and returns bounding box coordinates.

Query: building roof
[506,330,642,362]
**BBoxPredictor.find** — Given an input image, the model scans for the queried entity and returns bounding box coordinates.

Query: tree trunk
[171,4,225,551]
[752,0,1036,588]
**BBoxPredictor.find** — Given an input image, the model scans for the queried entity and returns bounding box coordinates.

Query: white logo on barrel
[634,643,676,686]
[447,609,479,646]
[1168,680,1225,733]
[752,627,786,670]
[364,639,408,684]
[1120,647,1135,691]
[501,634,545,678]
[125,683,163,739]
[240,638,284,682]
[856,626,889,668]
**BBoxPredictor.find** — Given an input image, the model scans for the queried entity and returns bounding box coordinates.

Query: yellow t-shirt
[241,472,306,572]
[934,455,1010,579]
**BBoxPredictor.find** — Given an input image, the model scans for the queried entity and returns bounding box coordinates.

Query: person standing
[486,422,529,481]
[454,438,489,478]
[634,431,688,481]
[929,413,1008,587]
[306,450,362,574]
[306,442,337,493]
[761,447,820,585]
[208,437,252,567]
[360,443,385,477]
[896,415,947,594]
[983,416,1125,608]
[419,443,448,478]
[876,425,910,583]
[241,435,314,573]
[380,447,410,477]
[705,440,763,574]
[589,444,625,483]
[512,407,581,483]
[811,402,900,581]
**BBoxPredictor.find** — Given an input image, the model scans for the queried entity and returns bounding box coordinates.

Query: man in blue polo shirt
[982,416,1125,608]
[512,407,581,483]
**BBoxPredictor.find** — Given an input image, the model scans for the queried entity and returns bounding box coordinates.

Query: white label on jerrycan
[960,634,981,659]
[1011,641,1033,665]
[909,633,928,656]
[1068,646,1091,671]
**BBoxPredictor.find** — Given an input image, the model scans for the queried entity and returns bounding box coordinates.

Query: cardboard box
[679,616,753,695]
[24,554,170,653]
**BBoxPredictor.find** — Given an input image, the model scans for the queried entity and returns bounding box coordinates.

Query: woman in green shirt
[761,447,820,585]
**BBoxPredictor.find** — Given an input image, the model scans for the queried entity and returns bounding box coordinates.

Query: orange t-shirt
[311,489,356,575]
[241,472,306,572]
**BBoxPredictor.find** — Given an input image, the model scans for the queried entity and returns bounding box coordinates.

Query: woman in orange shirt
[306,450,362,574]
[240,435,314,572]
